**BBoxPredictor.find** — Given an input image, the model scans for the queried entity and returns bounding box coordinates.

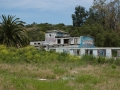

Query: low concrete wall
[52,47,120,58]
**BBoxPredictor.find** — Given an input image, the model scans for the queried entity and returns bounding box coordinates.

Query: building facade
[30,30,120,58]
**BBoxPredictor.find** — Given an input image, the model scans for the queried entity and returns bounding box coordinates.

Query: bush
[81,54,96,64]
[97,56,106,64]
[114,58,120,66]
[111,64,116,69]
[0,45,81,64]
[106,58,115,64]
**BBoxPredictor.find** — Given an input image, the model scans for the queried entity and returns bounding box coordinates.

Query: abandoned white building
[30,30,80,48]
[30,30,120,58]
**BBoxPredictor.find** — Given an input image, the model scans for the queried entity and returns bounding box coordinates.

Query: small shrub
[114,58,120,66]
[107,58,115,64]
[57,52,68,62]
[68,54,80,61]
[111,64,116,69]
[81,55,96,64]
[0,45,7,50]
[97,56,106,64]
[1,49,9,55]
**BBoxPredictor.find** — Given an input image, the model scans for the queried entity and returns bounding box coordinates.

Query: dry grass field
[0,62,119,90]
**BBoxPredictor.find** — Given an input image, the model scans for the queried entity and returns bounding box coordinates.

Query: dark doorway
[64,39,69,44]
[57,39,61,44]
[90,50,93,55]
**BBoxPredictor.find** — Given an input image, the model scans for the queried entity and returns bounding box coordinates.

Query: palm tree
[0,15,29,47]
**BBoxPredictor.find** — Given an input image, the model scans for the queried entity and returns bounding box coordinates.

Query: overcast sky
[0,0,93,25]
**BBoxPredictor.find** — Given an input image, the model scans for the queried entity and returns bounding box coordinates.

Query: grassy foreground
[0,45,120,90]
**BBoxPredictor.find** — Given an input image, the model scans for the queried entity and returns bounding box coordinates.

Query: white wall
[106,49,112,58]
[56,48,64,53]
[45,32,57,45]
[30,41,42,46]
[93,50,98,57]
[70,37,80,44]
[80,48,85,56]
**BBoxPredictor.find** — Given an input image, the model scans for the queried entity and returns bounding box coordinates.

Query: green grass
[76,74,101,84]
[0,73,72,90]
[0,45,120,90]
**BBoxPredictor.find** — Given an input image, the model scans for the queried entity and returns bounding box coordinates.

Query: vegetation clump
[0,15,29,47]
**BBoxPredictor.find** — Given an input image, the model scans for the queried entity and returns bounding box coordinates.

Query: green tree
[72,5,88,27]
[104,31,120,47]
[105,0,120,30]
[86,8,99,24]
[91,0,106,27]
[91,0,120,30]
[0,15,29,47]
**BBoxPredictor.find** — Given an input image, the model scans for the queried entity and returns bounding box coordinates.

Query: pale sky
[0,0,93,25]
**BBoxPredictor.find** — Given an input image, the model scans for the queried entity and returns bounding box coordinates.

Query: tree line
[71,0,120,47]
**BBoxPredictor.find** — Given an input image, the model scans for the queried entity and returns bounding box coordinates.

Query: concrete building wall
[55,38,69,45]
[56,48,64,53]
[54,47,120,58]
[45,32,57,45]
[69,37,80,45]
[93,50,98,57]
[45,30,70,45]
[117,50,120,57]
[30,41,43,46]
[106,49,112,58]
[30,42,35,46]
[79,36,95,48]
[80,48,85,56]
[70,49,74,55]
[61,38,64,44]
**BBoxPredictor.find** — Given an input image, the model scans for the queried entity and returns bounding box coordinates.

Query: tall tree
[87,8,99,24]
[91,0,120,30]
[92,0,106,27]
[72,5,88,27]
[0,15,29,47]
[105,0,120,30]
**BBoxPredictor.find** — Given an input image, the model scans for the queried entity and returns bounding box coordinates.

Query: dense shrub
[114,58,120,66]
[97,56,106,64]
[0,45,120,66]
[81,54,120,66]
[0,45,80,64]
[81,55,96,64]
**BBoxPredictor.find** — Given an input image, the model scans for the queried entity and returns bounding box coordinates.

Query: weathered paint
[80,48,85,56]
[45,32,56,45]
[45,30,70,45]
[69,37,80,45]
[79,36,95,48]
[98,49,106,56]
[117,50,120,57]
[106,49,112,58]
[93,50,98,57]
[70,49,74,55]
[56,48,64,53]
